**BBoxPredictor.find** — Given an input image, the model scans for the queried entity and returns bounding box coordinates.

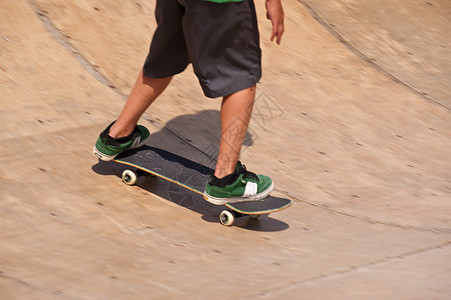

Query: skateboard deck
[113,146,291,226]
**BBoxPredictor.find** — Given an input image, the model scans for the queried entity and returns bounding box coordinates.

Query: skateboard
[113,146,292,226]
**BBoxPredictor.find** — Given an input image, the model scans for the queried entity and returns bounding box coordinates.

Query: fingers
[265,0,285,45]
[270,19,284,45]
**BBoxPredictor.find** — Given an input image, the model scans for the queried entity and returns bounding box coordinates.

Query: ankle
[109,122,135,139]
[209,172,236,187]
[214,160,239,178]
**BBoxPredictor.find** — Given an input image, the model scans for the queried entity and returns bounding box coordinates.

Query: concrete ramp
[1,0,450,299]
[303,0,451,108]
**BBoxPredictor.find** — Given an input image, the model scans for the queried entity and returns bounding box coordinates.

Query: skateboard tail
[115,159,205,196]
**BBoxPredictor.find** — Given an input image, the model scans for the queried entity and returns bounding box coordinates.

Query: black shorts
[143,0,261,98]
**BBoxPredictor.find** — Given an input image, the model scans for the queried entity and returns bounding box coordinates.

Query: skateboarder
[93,0,285,204]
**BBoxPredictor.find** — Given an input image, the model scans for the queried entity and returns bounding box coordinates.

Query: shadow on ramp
[92,160,289,232]
[91,111,289,231]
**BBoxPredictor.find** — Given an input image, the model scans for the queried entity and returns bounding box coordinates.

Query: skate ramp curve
[302,0,451,108]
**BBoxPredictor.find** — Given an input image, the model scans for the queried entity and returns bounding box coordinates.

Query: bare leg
[215,85,256,178]
[109,69,172,138]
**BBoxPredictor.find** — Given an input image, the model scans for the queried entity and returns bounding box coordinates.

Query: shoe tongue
[235,162,259,181]
[235,161,245,174]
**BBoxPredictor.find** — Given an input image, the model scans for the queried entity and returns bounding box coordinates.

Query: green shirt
[203,0,244,3]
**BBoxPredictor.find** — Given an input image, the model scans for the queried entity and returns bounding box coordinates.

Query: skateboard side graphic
[113,146,291,226]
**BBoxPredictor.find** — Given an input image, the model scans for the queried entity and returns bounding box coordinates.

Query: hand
[265,0,285,45]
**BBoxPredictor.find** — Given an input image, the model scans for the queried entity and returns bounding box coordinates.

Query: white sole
[92,146,117,161]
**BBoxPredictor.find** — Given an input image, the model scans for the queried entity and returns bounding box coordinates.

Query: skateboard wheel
[219,210,235,226]
[122,169,138,186]
[249,214,261,219]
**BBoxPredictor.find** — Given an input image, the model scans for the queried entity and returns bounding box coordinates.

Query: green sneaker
[203,161,274,205]
[93,122,150,161]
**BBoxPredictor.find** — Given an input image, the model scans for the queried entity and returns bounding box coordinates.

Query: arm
[265,0,285,45]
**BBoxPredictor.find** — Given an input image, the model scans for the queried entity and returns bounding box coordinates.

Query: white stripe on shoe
[130,136,141,148]
[243,181,258,197]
